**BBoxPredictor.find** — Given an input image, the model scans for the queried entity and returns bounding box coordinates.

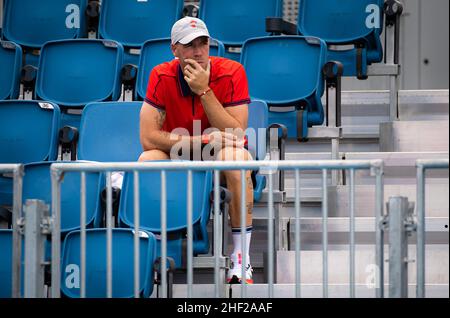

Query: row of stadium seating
[2,0,385,74]
[1,36,329,139]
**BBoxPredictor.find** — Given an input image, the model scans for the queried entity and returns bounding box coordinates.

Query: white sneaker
[227,253,253,284]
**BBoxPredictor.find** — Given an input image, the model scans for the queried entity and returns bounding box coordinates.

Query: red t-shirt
[144,56,251,136]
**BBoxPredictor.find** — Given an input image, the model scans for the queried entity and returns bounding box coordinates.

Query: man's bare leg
[138,149,170,161]
[216,146,254,283]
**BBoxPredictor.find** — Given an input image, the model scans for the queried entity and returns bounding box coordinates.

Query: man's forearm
[200,91,244,131]
[142,131,201,154]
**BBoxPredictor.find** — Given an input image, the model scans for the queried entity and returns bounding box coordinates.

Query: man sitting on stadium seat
[138,17,254,284]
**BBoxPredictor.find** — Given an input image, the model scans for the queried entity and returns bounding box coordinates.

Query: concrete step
[254,183,449,217]
[275,246,448,285]
[380,120,449,152]
[160,283,448,298]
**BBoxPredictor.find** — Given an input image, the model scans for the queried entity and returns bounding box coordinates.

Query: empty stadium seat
[247,100,269,201]
[297,0,384,78]
[0,41,22,100]
[241,36,327,139]
[2,0,88,66]
[0,229,14,298]
[135,38,225,101]
[98,0,184,65]
[61,228,157,298]
[78,102,143,162]
[118,168,212,268]
[22,162,103,235]
[199,0,283,61]
[35,39,124,128]
[0,100,60,207]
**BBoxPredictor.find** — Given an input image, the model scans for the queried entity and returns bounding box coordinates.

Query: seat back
[0,41,22,100]
[199,0,282,46]
[0,230,13,298]
[136,38,225,100]
[98,0,183,48]
[298,0,383,44]
[247,100,268,161]
[2,0,87,48]
[0,101,60,163]
[36,39,123,108]
[298,0,384,68]
[22,162,103,234]
[78,102,143,162]
[241,36,327,137]
[119,168,212,233]
[242,36,326,106]
[61,228,156,298]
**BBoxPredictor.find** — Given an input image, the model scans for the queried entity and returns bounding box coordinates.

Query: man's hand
[206,131,245,149]
[183,59,211,95]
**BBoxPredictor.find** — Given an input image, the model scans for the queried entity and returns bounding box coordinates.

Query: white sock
[231,226,252,265]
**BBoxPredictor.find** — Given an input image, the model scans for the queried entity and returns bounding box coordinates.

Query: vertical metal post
[240,170,247,297]
[106,172,113,298]
[267,172,274,297]
[213,170,220,298]
[322,169,328,298]
[375,166,384,298]
[24,200,48,298]
[51,169,62,298]
[416,166,425,298]
[133,171,140,298]
[80,172,86,298]
[349,169,355,298]
[294,169,301,298]
[388,197,409,298]
[187,170,193,298]
[160,170,167,298]
[12,165,24,298]
[386,21,399,121]
[331,139,340,186]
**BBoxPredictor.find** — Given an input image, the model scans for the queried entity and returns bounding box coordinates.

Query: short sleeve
[222,65,251,107]
[144,68,165,110]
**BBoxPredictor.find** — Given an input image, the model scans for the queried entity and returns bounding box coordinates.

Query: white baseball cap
[171,17,210,45]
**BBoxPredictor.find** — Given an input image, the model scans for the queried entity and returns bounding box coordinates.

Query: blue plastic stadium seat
[118,168,212,267]
[61,228,156,298]
[247,100,269,202]
[199,0,282,61]
[3,0,88,67]
[0,100,60,206]
[0,41,22,100]
[78,102,143,162]
[135,38,225,100]
[98,0,183,66]
[241,36,327,139]
[35,39,123,128]
[0,230,14,298]
[298,0,384,77]
[22,162,103,235]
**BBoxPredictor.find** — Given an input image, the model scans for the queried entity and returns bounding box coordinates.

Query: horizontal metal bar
[307,127,342,139]
[367,64,400,76]
[0,164,23,173]
[416,159,449,169]
[50,160,382,173]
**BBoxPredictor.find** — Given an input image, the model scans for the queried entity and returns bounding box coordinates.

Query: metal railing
[416,158,449,298]
[47,159,384,298]
[0,163,24,298]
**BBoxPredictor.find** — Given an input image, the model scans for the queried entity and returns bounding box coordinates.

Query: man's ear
[171,44,178,58]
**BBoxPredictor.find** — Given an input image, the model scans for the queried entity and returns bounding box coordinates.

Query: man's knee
[138,149,170,162]
[216,147,253,162]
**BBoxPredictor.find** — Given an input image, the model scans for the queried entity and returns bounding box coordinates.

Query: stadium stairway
[162,89,449,298]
